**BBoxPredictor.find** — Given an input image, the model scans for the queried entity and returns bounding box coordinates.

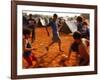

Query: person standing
[76,16,83,33]
[28,14,36,43]
[46,14,63,52]
[81,21,90,40]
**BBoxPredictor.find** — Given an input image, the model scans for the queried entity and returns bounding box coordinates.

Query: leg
[46,41,55,51]
[24,56,32,68]
[45,26,50,36]
[58,40,63,52]
[32,29,35,42]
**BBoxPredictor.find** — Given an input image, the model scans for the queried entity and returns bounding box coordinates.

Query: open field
[23,27,82,68]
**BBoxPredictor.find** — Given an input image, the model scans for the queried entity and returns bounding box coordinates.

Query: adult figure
[76,16,83,32]
[28,14,36,43]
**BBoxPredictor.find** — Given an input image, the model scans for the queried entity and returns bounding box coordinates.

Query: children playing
[23,29,37,68]
[46,14,63,52]
[67,31,89,66]
[22,13,90,68]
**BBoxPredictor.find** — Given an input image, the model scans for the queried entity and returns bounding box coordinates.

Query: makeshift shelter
[60,20,77,34]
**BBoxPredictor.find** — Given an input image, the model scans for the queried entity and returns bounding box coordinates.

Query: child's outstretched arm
[67,47,72,60]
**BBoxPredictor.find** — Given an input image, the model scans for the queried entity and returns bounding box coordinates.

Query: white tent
[40,18,47,26]
[65,20,77,32]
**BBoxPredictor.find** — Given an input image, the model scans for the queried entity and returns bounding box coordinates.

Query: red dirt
[23,27,81,68]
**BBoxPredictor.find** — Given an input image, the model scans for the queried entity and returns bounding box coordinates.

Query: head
[53,14,58,21]
[29,14,33,19]
[82,21,88,28]
[73,31,82,43]
[23,29,31,39]
[76,16,83,23]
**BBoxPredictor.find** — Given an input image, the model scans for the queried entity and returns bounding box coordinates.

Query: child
[81,21,90,40]
[23,29,37,68]
[46,14,63,52]
[67,31,89,66]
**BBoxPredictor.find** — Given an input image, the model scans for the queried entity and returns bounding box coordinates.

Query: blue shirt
[49,20,58,36]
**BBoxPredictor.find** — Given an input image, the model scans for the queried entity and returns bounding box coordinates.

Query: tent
[37,17,49,27]
[66,20,77,33]
[60,19,77,34]
[60,22,72,34]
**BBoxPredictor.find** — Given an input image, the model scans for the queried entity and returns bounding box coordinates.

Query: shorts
[52,33,60,42]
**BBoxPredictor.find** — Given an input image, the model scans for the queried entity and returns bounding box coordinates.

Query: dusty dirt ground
[23,27,84,68]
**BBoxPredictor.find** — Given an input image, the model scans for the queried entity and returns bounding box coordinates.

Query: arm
[58,22,63,31]
[45,26,50,36]
[24,47,33,51]
[78,44,89,65]
[24,40,33,51]
[45,21,53,37]
[67,46,72,60]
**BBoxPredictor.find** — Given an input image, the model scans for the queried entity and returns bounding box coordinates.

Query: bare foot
[59,50,64,52]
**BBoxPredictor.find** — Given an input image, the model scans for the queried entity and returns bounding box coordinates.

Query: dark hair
[23,29,31,36]
[29,14,32,17]
[73,31,81,39]
[53,14,58,18]
[76,16,83,22]
[82,21,88,26]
